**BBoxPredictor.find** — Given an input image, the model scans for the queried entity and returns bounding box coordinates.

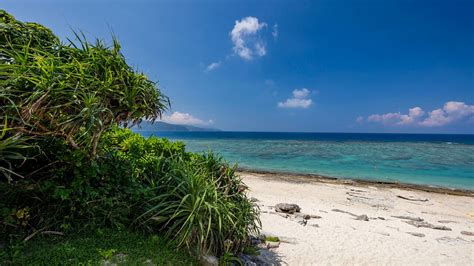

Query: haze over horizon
[4,0,473,134]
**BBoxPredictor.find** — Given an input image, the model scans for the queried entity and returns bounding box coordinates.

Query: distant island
[133,121,221,132]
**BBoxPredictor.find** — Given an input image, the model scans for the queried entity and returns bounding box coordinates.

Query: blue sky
[3,0,473,133]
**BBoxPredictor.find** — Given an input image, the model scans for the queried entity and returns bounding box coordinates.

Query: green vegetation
[0,10,259,263]
[264,236,280,242]
[1,228,197,265]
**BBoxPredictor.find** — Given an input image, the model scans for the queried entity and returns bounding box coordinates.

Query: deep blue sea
[137,131,474,189]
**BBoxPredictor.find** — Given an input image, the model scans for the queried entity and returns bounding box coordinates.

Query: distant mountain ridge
[133,121,220,132]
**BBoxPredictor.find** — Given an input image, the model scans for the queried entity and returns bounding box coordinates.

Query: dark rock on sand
[407,232,425,237]
[297,219,308,226]
[250,197,260,202]
[460,231,474,236]
[275,203,301,214]
[392,215,424,222]
[405,220,452,231]
[356,214,369,221]
[396,195,428,202]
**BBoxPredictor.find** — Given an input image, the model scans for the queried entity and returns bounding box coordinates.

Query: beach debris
[396,195,428,202]
[435,236,470,245]
[391,215,424,222]
[350,188,368,193]
[266,241,280,249]
[346,192,372,200]
[460,231,474,236]
[200,255,218,266]
[297,219,308,226]
[275,203,301,214]
[356,214,369,221]
[239,249,278,265]
[404,220,452,231]
[407,232,425,237]
[250,197,260,202]
[331,209,369,221]
[438,220,458,224]
[377,217,386,220]
[331,208,357,216]
[263,236,281,249]
[294,213,315,220]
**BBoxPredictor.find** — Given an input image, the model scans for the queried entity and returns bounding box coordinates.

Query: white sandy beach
[242,172,474,265]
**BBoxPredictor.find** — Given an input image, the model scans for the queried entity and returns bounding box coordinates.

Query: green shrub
[138,152,260,255]
[1,128,260,256]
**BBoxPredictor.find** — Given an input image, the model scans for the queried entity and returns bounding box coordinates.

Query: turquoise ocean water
[137,131,474,189]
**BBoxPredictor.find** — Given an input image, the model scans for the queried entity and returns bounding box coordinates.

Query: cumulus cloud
[230,16,267,60]
[162,111,214,126]
[420,101,474,127]
[278,88,313,109]
[366,101,474,127]
[205,61,221,72]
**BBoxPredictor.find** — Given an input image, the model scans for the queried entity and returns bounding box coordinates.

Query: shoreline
[237,168,474,197]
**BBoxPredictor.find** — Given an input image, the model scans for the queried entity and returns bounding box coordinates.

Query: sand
[242,172,474,265]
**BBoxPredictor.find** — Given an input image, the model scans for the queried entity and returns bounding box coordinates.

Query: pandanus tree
[0,10,168,166]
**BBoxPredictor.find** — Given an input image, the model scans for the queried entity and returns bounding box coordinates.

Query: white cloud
[161,111,214,126]
[356,116,364,124]
[420,101,474,127]
[230,16,267,60]
[278,88,313,109]
[366,101,474,127]
[205,61,221,72]
[272,24,278,39]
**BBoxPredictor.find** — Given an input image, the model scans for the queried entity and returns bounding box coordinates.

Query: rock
[377,217,386,220]
[310,214,322,219]
[460,231,474,236]
[238,254,257,266]
[436,236,470,245]
[438,220,458,224]
[275,203,301,214]
[277,213,289,218]
[266,241,280,249]
[405,220,452,231]
[250,197,259,202]
[303,214,311,220]
[356,214,369,221]
[311,224,319,228]
[396,195,428,202]
[200,255,218,266]
[298,219,308,226]
[392,215,424,222]
[407,232,425,237]
[249,236,262,245]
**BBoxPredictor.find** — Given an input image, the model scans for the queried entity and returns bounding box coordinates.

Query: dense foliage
[0,10,259,261]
